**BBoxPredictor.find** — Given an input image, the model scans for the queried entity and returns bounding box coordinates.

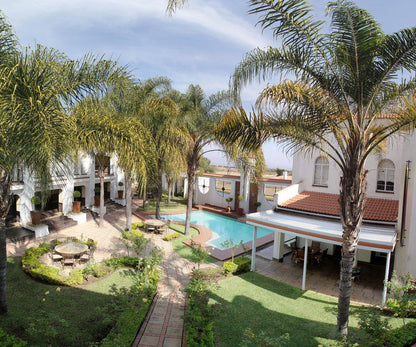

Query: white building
[8,152,125,236]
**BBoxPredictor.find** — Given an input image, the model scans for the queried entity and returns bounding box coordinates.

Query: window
[313,157,329,186]
[198,177,210,194]
[263,184,285,201]
[215,180,232,197]
[377,160,395,192]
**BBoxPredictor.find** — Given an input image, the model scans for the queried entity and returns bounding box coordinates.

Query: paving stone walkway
[132,234,192,347]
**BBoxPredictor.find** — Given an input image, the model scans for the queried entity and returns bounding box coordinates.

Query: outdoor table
[144,219,167,233]
[55,242,88,258]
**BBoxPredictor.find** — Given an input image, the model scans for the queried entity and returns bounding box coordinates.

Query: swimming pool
[160,210,273,250]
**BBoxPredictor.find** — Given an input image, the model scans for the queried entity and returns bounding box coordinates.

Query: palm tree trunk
[155,164,163,220]
[185,151,198,235]
[0,221,7,315]
[125,172,132,232]
[337,154,367,335]
[142,186,147,209]
[0,171,11,315]
[99,166,104,228]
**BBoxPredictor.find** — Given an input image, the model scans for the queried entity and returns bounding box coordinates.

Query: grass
[209,272,408,347]
[169,224,217,264]
[1,257,138,346]
[136,196,187,213]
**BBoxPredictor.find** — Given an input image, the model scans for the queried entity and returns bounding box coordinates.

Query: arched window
[377,160,395,192]
[313,156,329,186]
[215,179,231,197]
[198,177,210,194]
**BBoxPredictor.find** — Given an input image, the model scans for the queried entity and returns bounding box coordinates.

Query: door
[249,183,258,213]
[235,181,241,209]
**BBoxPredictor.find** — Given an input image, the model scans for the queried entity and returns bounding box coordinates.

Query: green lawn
[1,257,136,346]
[169,224,217,264]
[136,197,187,213]
[210,272,406,346]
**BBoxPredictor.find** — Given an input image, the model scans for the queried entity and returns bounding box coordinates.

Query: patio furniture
[55,242,88,258]
[80,251,90,263]
[352,267,361,282]
[62,257,75,268]
[144,219,167,234]
[294,248,305,264]
[314,248,328,265]
[51,253,63,262]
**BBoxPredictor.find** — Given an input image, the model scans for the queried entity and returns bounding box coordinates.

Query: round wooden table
[55,242,88,258]
[144,219,167,233]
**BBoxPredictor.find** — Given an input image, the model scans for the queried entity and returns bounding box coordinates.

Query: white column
[273,231,285,261]
[302,241,308,290]
[382,252,392,306]
[251,226,257,271]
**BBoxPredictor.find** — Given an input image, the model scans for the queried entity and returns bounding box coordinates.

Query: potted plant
[117,181,124,199]
[225,197,233,213]
[94,187,100,207]
[237,195,244,216]
[254,201,262,211]
[30,195,41,225]
[73,190,82,213]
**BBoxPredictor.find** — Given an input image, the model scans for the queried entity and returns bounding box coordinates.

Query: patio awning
[246,209,397,253]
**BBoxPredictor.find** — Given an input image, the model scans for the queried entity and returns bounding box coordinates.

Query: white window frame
[377,159,395,193]
[313,156,329,187]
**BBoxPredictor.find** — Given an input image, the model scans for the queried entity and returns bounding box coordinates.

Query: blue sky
[1,0,415,170]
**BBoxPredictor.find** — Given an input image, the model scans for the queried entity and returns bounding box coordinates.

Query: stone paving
[132,234,192,347]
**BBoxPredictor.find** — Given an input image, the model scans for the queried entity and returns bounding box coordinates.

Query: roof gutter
[400,160,411,246]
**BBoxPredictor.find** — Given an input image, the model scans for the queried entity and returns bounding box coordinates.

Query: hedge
[374,321,416,347]
[0,328,27,347]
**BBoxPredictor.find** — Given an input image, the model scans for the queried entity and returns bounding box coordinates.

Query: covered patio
[247,209,396,305]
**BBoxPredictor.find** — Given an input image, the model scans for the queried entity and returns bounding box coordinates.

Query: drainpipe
[400,161,411,246]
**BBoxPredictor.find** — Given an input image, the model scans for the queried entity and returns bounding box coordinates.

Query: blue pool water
[160,210,273,250]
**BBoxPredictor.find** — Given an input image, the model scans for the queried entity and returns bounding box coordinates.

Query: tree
[0,23,120,314]
[198,156,215,174]
[215,0,416,335]
[180,85,232,234]
[140,94,185,219]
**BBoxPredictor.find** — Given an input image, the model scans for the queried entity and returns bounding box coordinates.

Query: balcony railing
[11,166,24,183]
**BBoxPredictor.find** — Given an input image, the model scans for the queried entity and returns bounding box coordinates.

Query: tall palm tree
[104,77,155,231]
[0,35,121,313]
[215,0,416,334]
[179,85,232,235]
[140,95,185,219]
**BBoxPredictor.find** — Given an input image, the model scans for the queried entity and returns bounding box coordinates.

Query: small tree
[190,240,210,270]
[220,239,244,263]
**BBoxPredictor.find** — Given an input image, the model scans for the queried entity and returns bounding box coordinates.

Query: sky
[1,0,415,170]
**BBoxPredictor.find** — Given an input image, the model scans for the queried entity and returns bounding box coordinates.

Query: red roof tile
[279,191,398,223]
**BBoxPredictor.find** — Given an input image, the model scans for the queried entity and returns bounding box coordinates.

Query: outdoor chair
[146,225,155,233]
[311,241,321,254]
[51,252,62,262]
[314,248,328,265]
[294,248,305,264]
[62,257,75,268]
[80,252,90,263]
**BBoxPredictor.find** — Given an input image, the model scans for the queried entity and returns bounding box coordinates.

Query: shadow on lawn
[209,291,365,347]
[2,257,133,346]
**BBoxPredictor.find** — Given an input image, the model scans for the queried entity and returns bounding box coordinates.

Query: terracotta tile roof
[279,191,398,223]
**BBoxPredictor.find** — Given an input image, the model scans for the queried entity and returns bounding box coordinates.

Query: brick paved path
[132,235,192,347]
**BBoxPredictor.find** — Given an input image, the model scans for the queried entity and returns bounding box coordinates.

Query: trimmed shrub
[234,257,251,274]
[105,256,139,269]
[374,321,416,347]
[222,261,238,276]
[0,328,27,346]
[131,221,145,230]
[101,298,152,347]
[163,232,181,241]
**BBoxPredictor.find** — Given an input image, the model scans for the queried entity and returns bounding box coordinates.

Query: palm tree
[179,85,232,235]
[0,34,121,314]
[140,94,185,219]
[215,0,416,334]
[74,85,150,229]
[104,77,155,231]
